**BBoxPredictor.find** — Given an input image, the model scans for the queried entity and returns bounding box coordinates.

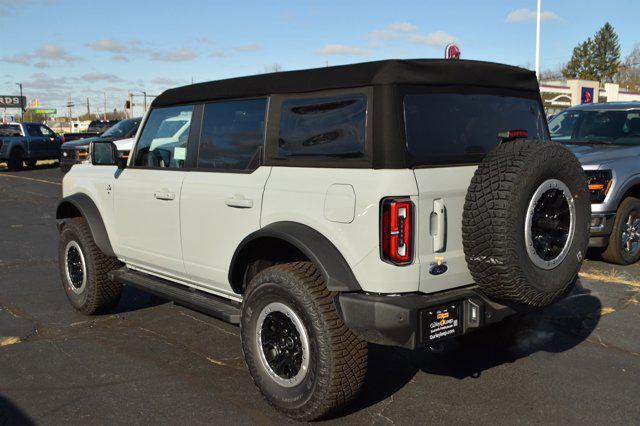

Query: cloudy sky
[0,0,637,116]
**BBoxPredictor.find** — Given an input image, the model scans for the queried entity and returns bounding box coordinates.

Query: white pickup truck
[0,122,63,170]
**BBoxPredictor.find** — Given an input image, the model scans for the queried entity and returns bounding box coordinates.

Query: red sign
[445,43,460,60]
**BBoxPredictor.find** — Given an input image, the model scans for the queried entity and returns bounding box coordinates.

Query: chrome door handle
[225,196,253,208]
[433,199,446,252]
[154,191,175,200]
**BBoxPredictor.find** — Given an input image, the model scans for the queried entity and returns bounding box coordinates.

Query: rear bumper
[336,286,517,350]
[589,212,615,248]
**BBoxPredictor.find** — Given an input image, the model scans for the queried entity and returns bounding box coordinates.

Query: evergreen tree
[562,22,621,84]
[562,38,597,81]
[591,22,621,83]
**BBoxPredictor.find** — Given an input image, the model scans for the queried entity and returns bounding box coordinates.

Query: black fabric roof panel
[152,59,540,107]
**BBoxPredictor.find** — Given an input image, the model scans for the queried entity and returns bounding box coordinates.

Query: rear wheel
[602,197,640,264]
[7,149,23,171]
[241,262,367,421]
[58,217,123,314]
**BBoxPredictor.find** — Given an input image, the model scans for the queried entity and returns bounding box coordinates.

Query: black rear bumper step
[108,267,241,324]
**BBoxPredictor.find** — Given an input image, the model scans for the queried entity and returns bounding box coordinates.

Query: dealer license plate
[423,302,463,342]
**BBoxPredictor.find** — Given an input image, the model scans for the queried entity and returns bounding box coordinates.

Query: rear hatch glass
[403,88,548,167]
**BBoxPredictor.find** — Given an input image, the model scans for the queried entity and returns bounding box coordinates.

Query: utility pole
[104,92,107,120]
[86,97,90,118]
[535,0,541,76]
[142,91,147,112]
[16,83,23,122]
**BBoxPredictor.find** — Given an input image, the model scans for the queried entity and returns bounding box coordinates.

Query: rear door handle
[225,196,253,209]
[433,199,446,252]
[154,191,175,200]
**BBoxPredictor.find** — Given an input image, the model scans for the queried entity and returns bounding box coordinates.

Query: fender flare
[229,221,362,293]
[56,193,115,257]
[614,174,640,208]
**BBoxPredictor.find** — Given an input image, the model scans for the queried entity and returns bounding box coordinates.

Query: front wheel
[602,197,640,264]
[58,217,123,314]
[240,262,368,421]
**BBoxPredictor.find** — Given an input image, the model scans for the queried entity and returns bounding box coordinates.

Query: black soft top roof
[152,59,539,107]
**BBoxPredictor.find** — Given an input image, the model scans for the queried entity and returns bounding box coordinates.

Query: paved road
[0,166,639,425]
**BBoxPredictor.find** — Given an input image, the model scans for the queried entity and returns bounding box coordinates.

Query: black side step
[108,267,241,324]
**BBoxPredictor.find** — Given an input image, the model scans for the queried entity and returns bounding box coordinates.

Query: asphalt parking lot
[0,164,639,425]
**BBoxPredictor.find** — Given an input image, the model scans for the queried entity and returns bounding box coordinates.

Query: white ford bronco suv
[56,59,590,420]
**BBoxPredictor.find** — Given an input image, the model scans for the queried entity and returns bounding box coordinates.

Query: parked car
[549,101,640,264]
[56,59,589,420]
[0,122,63,170]
[62,119,121,142]
[60,117,141,172]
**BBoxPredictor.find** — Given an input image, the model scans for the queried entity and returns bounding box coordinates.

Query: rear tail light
[61,135,66,143]
[381,197,414,265]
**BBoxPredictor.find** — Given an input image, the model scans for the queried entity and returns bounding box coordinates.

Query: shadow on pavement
[0,161,60,173]
[111,285,168,314]
[338,281,602,417]
[0,394,35,426]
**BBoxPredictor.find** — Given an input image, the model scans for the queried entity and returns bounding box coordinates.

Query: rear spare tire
[462,140,590,307]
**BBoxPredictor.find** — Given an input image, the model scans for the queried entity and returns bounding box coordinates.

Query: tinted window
[278,94,366,158]
[550,109,640,146]
[0,125,22,136]
[404,92,547,166]
[26,124,43,137]
[133,105,193,168]
[101,119,140,138]
[198,98,267,171]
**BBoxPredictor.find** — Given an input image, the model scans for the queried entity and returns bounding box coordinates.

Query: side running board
[108,267,241,324]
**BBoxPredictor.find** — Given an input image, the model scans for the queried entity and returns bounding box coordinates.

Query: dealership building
[540,80,640,116]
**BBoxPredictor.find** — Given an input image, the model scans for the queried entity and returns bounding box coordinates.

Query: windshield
[549,109,640,145]
[101,119,139,138]
[403,90,548,166]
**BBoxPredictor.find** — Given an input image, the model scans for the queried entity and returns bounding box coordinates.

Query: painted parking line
[0,173,61,186]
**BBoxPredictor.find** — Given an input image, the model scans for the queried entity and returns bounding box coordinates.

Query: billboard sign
[581,87,594,104]
[31,108,57,115]
[0,95,26,108]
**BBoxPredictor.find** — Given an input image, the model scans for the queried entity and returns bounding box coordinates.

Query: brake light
[381,198,414,265]
[61,135,66,143]
[498,129,528,142]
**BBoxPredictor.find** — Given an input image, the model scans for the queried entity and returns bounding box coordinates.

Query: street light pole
[535,0,541,76]
[16,83,23,122]
[142,91,147,112]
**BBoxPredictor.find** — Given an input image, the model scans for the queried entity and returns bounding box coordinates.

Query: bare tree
[262,63,283,74]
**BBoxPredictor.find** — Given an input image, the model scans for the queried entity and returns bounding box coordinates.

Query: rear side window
[197,98,267,171]
[278,94,366,158]
[133,105,193,168]
[403,92,548,166]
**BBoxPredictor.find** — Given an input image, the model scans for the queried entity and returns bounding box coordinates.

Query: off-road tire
[7,149,24,171]
[58,217,122,314]
[24,159,37,169]
[241,261,368,421]
[602,197,640,264]
[463,140,590,307]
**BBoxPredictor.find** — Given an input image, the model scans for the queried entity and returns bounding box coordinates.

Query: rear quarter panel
[261,167,421,293]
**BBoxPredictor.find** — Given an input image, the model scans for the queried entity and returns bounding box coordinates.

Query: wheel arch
[616,178,640,208]
[228,221,362,294]
[56,193,115,257]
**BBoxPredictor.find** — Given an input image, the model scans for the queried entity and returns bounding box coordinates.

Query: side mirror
[90,141,119,166]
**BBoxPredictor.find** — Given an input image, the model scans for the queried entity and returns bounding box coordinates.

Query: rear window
[403,91,548,166]
[278,94,366,158]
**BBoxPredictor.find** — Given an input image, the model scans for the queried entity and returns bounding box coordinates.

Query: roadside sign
[581,87,594,104]
[31,108,57,114]
[0,95,26,108]
[445,43,461,60]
